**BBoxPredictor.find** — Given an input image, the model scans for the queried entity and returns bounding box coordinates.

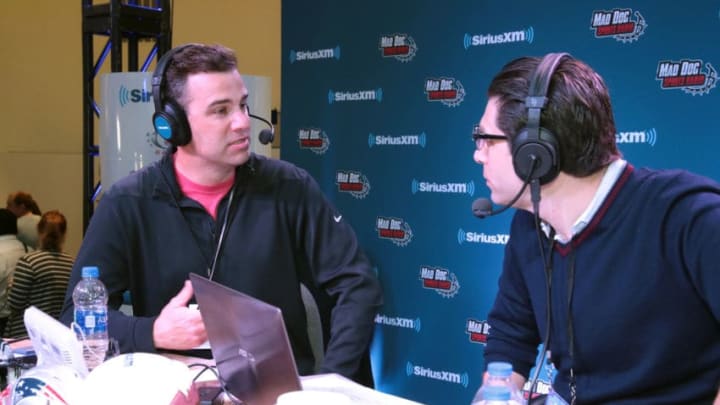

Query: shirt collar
[543,159,627,243]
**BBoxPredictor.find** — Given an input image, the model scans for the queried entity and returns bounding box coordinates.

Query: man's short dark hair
[488,54,621,177]
[163,43,239,109]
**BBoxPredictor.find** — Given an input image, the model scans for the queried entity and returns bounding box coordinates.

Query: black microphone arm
[248,113,275,145]
[471,180,529,218]
[472,155,540,219]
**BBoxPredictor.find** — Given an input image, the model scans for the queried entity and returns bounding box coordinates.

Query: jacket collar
[151,150,257,201]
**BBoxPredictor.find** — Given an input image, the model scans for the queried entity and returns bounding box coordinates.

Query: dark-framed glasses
[472,125,508,150]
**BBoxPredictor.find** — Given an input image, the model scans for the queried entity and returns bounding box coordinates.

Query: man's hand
[152,280,207,350]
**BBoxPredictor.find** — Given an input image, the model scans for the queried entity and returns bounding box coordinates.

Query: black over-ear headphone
[511,52,569,185]
[152,44,194,147]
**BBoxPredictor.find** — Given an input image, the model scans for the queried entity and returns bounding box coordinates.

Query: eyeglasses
[472,125,508,150]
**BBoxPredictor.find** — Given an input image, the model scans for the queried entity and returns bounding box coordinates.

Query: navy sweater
[485,165,720,404]
[60,152,383,382]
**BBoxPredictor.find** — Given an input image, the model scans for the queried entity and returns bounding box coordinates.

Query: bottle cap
[82,266,100,278]
[487,361,513,377]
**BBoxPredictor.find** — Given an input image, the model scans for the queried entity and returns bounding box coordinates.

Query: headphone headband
[151,44,192,115]
[527,53,568,106]
[511,52,570,185]
[151,44,194,146]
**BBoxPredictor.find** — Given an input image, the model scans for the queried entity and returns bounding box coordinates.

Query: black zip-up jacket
[60,152,383,382]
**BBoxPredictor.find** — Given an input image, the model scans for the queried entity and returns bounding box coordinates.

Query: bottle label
[74,307,108,336]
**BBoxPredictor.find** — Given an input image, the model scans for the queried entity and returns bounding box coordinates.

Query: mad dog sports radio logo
[466,318,490,345]
[376,216,413,246]
[336,170,370,199]
[406,362,469,388]
[424,77,465,107]
[656,59,717,95]
[420,266,459,298]
[379,33,417,62]
[297,128,330,154]
[590,9,647,43]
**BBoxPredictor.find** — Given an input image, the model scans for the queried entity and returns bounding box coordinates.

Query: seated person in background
[475,52,720,403]
[0,208,29,335]
[4,210,74,338]
[60,43,383,386]
[6,191,42,250]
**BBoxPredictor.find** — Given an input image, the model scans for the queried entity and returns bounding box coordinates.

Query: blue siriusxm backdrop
[280,2,719,404]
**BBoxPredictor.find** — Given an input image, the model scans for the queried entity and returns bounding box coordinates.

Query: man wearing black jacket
[60,43,382,385]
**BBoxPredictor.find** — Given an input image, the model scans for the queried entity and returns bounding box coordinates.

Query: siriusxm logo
[616,128,657,146]
[368,132,426,148]
[406,362,469,387]
[411,179,475,196]
[328,88,383,104]
[375,314,421,333]
[457,229,509,245]
[119,85,152,107]
[289,46,341,63]
[463,26,534,49]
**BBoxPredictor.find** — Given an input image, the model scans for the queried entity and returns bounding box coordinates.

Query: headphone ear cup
[152,98,191,147]
[512,126,560,185]
[513,52,569,185]
[151,44,194,148]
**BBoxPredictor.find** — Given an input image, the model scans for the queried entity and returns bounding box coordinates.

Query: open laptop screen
[189,273,302,405]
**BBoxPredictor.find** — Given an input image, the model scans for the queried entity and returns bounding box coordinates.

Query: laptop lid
[189,273,302,405]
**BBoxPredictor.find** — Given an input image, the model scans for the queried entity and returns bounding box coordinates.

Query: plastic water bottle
[471,362,526,405]
[471,385,512,404]
[72,265,109,370]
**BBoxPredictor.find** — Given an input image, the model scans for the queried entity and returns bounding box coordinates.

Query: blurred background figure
[4,210,73,338]
[0,208,29,334]
[6,191,42,250]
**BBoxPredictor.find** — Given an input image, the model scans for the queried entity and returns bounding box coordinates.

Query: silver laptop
[189,273,302,405]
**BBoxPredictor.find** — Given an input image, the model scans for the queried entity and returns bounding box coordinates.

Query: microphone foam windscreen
[472,198,493,218]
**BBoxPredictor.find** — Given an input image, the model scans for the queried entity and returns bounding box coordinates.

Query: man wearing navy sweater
[474,53,720,404]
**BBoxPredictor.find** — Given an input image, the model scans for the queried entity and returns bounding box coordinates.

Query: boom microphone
[471,180,530,219]
[249,113,275,145]
[258,129,274,145]
[471,198,494,218]
[473,155,542,219]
